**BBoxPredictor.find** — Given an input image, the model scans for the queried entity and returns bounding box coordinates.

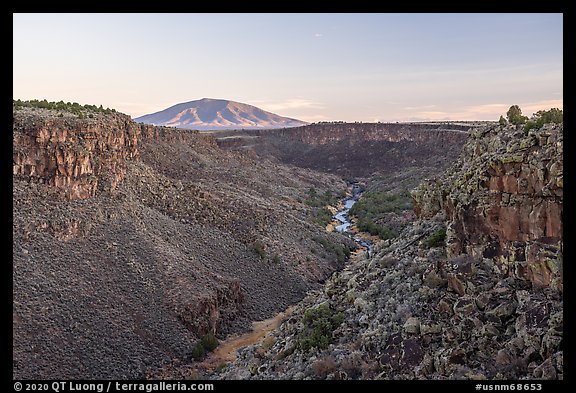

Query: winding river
[194,185,374,372]
[333,184,373,258]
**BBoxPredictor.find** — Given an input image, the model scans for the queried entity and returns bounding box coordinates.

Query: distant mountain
[134,98,308,130]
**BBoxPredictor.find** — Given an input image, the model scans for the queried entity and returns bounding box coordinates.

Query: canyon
[215,123,563,381]
[12,104,562,380]
[13,107,350,379]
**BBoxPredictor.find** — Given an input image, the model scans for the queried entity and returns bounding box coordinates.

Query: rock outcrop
[412,124,563,290]
[12,109,147,200]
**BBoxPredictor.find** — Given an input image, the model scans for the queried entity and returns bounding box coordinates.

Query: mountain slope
[134,98,308,130]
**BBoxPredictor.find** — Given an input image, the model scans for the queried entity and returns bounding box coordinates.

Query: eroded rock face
[412,124,563,290]
[13,109,146,200]
[214,122,471,178]
[177,280,244,337]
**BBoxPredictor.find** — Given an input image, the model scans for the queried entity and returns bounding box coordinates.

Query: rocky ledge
[412,124,563,290]
[13,108,144,200]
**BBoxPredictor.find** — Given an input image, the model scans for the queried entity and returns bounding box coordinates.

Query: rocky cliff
[214,122,471,178]
[216,122,472,145]
[412,124,563,290]
[13,109,146,200]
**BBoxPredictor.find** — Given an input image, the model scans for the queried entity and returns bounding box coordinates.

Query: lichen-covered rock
[213,216,561,381]
[412,124,563,290]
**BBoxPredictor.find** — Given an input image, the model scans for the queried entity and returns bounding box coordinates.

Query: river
[333,184,373,258]
[194,185,373,372]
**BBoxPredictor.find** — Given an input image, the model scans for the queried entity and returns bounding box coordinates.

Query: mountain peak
[134,98,308,130]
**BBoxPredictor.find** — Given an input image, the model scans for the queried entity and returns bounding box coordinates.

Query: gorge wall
[412,124,563,290]
[213,122,471,178]
[13,111,143,200]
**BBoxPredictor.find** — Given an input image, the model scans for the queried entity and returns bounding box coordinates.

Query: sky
[13,13,563,122]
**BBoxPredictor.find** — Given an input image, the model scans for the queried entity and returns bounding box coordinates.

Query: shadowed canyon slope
[134,98,308,130]
[212,122,471,178]
[13,107,350,379]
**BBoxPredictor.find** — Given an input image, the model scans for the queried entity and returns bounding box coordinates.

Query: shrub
[190,342,206,360]
[304,187,344,227]
[506,105,528,125]
[201,332,219,352]
[524,108,563,134]
[304,187,340,208]
[13,99,117,115]
[311,207,334,227]
[356,217,397,240]
[190,333,218,360]
[349,190,410,240]
[312,356,337,378]
[424,227,447,248]
[297,303,344,351]
[251,240,266,259]
[312,236,353,263]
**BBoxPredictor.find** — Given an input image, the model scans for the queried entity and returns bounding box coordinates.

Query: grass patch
[349,190,412,240]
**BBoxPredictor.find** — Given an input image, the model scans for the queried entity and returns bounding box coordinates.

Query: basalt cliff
[213,122,471,178]
[412,124,563,290]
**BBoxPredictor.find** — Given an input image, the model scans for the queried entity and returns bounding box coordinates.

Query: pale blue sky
[13,13,562,122]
